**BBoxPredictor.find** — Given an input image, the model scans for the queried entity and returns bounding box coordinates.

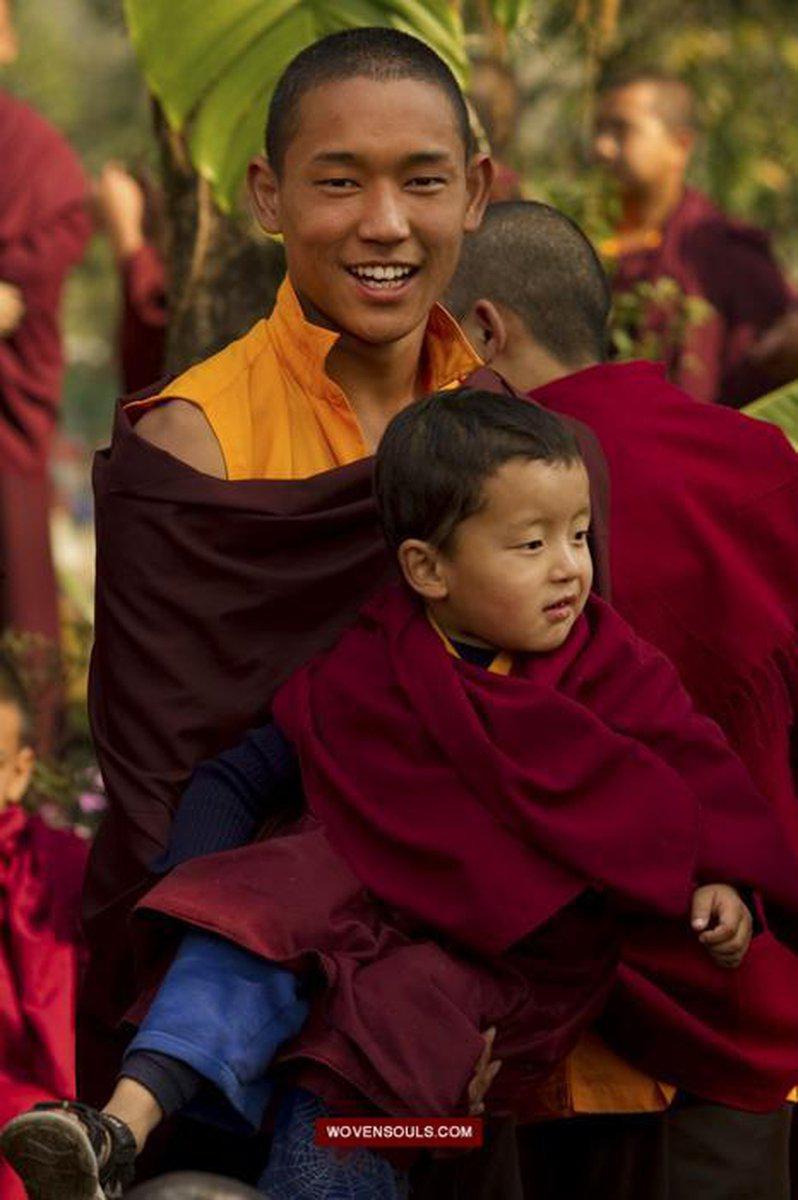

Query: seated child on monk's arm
[0,390,767,1200]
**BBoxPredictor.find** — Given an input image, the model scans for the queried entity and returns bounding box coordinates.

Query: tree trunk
[154,103,285,373]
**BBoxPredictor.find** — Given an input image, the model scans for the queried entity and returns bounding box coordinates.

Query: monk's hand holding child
[691,884,752,969]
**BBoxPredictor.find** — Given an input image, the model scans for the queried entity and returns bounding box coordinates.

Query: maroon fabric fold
[534,360,798,845]
[0,89,91,473]
[141,586,798,1116]
[0,807,87,1199]
[83,372,611,1052]
[119,243,167,394]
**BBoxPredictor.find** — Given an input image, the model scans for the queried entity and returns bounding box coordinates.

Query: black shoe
[0,1101,137,1199]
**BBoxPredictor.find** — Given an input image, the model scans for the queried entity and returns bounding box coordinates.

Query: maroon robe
[0,90,90,640]
[82,373,611,1100]
[119,242,167,394]
[611,187,794,406]
[138,587,798,1118]
[533,360,798,845]
[0,806,87,1200]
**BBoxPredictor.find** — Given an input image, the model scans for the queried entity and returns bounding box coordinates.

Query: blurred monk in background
[95,162,167,394]
[594,72,796,406]
[0,0,91,647]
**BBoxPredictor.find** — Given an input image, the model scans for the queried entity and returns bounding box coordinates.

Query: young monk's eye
[407,176,446,190]
[317,178,359,190]
[523,539,544,551]
[574,529,590,543]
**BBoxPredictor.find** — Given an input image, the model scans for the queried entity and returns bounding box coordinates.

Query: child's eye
[574,528,590,543]
[522,539,544,551]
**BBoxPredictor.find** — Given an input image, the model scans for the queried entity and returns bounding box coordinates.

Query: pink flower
[78,791,107,814]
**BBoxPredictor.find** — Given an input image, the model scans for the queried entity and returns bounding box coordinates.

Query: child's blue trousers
[124,931,407,1198]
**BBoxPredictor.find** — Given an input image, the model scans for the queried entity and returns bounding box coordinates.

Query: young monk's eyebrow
[310,150,455,168]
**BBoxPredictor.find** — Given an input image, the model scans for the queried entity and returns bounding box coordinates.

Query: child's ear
[397,539,449,601]
[5,745,34,805]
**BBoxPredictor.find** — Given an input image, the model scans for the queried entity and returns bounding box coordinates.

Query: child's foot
[0,1102,137,1199]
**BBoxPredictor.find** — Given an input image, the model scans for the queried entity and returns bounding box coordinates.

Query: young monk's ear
[397,539,449,601]
[247,155,281,235]
[4,745,34,805]
[463,153,495,233]
[461,299,508,365]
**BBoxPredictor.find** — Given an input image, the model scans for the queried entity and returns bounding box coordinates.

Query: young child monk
[0,656,88,1200]
[5,392,798,1200]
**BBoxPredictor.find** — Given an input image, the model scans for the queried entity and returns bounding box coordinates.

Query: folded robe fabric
[139,586,798,1117]
[0,807,87,1200]
[84,370,610,1042]
[534,361,798,844]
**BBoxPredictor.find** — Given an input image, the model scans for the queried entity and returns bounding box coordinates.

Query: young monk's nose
[358,181,411,244]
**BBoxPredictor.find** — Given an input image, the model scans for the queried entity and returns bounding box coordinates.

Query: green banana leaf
[742,380,798,451]
[124,0,469,211]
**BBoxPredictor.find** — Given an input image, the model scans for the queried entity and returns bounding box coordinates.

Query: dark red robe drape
[533,360,798,845]
[81,372,610,1101]
[0,90,91,641]
[0,807,87,1200]
[137,587,798,1118]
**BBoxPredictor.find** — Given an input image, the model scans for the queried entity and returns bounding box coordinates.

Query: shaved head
[599,73,696,135]
[445,201,610,367]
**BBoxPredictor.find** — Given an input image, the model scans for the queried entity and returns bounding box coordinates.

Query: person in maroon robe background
[593,72,796,406]
[0,3,91,645]
[0,654,87,1200]
[447,199,798,1200]
[95,162,167,394]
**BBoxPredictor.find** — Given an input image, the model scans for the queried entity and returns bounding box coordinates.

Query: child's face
[0,702,34,813]
[409,457,593,654]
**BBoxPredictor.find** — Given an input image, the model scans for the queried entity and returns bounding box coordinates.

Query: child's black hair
[375,387,582,552]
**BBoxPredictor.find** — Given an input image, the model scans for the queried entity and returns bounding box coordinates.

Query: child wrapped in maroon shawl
[5,390,798,1200]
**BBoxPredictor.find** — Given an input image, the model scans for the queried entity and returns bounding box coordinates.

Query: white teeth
[350,264,414,284]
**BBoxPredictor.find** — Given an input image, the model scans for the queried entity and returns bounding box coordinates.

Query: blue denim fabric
[124,931,309,1129]
[260,1089,408,1199]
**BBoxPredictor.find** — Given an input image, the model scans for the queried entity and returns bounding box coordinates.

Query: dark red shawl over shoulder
[85,372,610,1059]
[139,587,798,1118]
[0,808,87,1200]
[534,361,798,844]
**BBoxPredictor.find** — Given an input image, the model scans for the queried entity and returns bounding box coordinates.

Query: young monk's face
[428,458,593,654]
[251,76,491,348]
[593,83,687,193]
[0,702,34,813]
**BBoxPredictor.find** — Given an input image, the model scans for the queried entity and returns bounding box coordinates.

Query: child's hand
[467,1027,502,1115]
[691,883,752,969]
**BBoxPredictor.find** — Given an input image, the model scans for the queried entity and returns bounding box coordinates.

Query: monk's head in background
[376,388,592,654]
[593,74,696,216]
[445,201,611,394]
[0,0,18,66]
[0,656,35,813]
[248,28,492,353]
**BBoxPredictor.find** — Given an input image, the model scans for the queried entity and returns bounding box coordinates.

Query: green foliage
[610,276,713,365]
[123,0,470,210]
[742,382,798,451]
